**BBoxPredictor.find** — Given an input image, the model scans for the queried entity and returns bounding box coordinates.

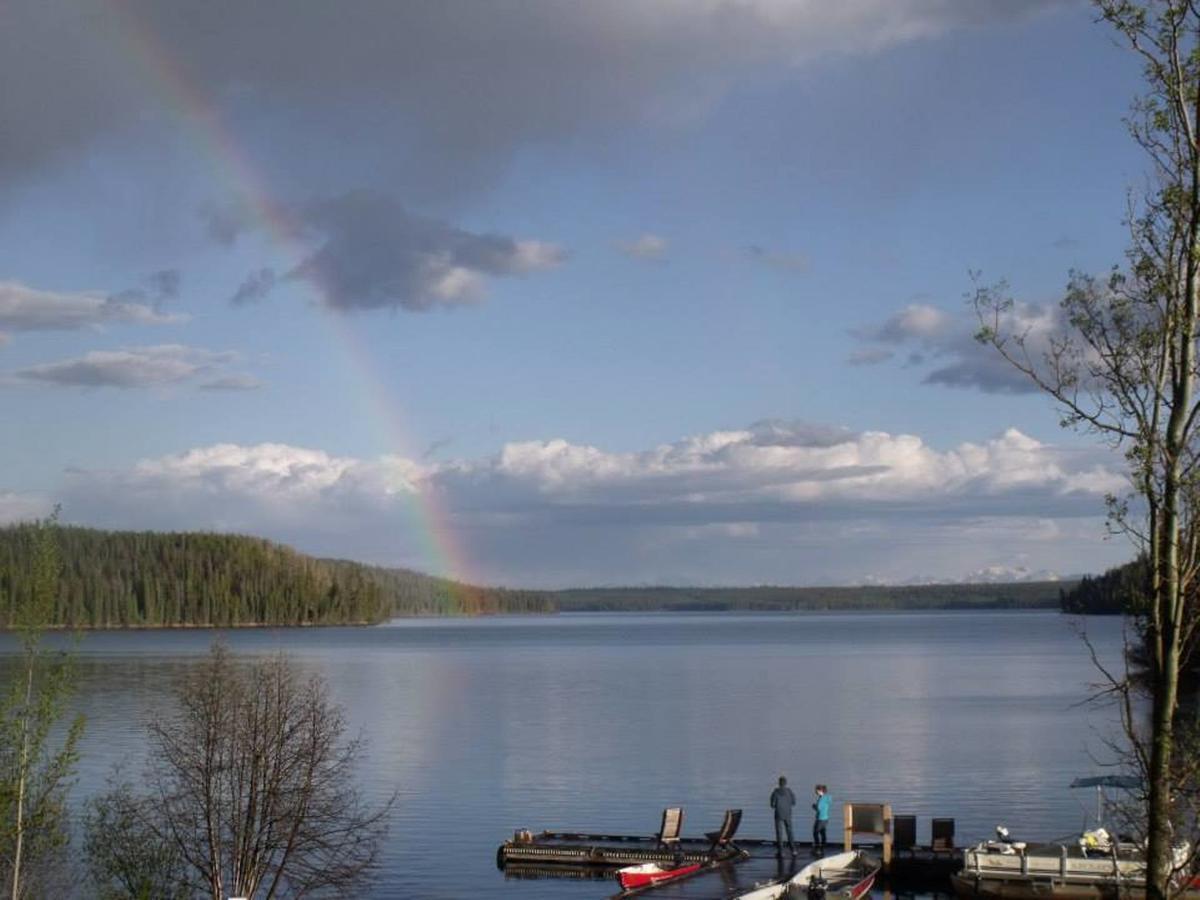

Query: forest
[0,523,1076,628]
[0,525,552,627]
[1057,557,1147,615]
[555,581,1069,612]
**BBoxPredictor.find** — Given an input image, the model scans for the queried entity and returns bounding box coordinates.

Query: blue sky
[0,0,1153,586]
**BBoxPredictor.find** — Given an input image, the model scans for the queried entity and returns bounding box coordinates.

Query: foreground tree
[976,3,1200,895]
[84,779,188,899]
[86,644,393,898]
[0,513,82,898]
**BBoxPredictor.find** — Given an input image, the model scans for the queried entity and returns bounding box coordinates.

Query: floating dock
[497,831,962,897]
[498,803,964,897]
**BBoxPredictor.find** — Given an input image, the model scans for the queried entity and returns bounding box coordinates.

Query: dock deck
[498,832,961,898]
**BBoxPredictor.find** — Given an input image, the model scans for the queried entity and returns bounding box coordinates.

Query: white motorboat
[735,850,880,900]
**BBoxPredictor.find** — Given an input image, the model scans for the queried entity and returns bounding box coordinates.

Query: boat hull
[735,850,880,900]
[951,872,1200,900]
[617,861,702,890]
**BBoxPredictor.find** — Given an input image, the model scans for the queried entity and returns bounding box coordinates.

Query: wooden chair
[705,808,743,856]
[932,817,955,851]
[657,807,684,851]
[894,815,917,851]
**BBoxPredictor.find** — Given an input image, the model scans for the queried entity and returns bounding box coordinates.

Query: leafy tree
[86,644,393,898]
[0,512,82,897]
[974,3,1200,894]
[84,777,188,899]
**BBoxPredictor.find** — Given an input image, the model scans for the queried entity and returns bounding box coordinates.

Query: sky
[0,0,1157,587]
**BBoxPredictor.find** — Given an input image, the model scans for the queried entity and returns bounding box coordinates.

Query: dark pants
[774,816,795,853]
[813,819,827,848]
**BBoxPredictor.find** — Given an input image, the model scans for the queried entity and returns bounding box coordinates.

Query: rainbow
[101,0,488,612]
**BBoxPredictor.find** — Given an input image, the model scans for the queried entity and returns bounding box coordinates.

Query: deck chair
[894,815,917,852]
[705,808,743,856]
[656,807,684,851]
[932,817,955,851]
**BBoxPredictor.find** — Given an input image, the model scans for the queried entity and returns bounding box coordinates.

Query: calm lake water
[2,610,1127,898]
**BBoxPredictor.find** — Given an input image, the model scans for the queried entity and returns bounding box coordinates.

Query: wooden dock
[497,831,962,897]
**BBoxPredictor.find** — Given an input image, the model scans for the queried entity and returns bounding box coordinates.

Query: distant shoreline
[0,601,1085,634]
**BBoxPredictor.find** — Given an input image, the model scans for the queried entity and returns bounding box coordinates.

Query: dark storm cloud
[228,191,565,311]
[0,1,1076,200]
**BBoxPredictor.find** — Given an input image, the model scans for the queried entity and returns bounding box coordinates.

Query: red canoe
[617,861,703,890]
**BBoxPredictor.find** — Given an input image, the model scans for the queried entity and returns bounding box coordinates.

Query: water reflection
[0,611,1126,898]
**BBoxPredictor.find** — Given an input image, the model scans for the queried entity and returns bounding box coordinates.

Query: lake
[2,610,1128,898]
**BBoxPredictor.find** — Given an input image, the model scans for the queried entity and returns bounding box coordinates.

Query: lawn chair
[932,817,955,851]
[705,808,743,856]
[656,807,684,852]
[894,815,917,852]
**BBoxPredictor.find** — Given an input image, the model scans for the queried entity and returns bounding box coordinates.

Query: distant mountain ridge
[0,524,1073,628]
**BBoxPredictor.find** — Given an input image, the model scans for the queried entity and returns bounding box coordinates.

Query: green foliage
[84,780,188,899]
[0,525,397,628]
[333,560,556,616]
[0,523,1073,628]
[0,524,558,627]
[85,645,392,898]
[1059,557,1150,615]
[554,581,1069,612]
[0,514,83,897]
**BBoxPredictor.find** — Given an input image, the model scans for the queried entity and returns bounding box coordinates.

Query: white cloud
[8,344,251,390]
[198,374,265,392]
[847,347,895,366]
[510,240,568,273]
[849,300,1067,393]
[227,192,566,312]
[50,419,1129,585]
[854,303,953,343]
[0,281,185,334]
[0,492,53,525]
[744,245,808,272]
[619,234,669,261]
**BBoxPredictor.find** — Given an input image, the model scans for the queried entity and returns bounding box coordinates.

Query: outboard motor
[984,825,1021,854]
[807,873,829,900]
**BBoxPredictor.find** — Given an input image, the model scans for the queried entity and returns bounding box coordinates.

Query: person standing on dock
[812,784,831,853]
[769,775,796,856]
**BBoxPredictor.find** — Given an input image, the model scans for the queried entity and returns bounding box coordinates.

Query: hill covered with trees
[1058,557,1147,615]
[555,581,1069,612]
[0,525,553,628]
[0,523,1085,628]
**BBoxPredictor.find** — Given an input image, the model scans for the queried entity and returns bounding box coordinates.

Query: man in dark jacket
[769,775,796,856]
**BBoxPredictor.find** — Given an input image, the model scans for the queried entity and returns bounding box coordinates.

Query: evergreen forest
[0,523,1079,629]
[555,580,1068,612]
[0,525,552,628]
[1058,557,1148,615]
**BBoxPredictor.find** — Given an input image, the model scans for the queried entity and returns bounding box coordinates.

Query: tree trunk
[1147,628,1180,900]
[10,650,35,899]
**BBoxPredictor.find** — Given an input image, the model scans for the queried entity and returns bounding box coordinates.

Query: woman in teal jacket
[813,784,830,852]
